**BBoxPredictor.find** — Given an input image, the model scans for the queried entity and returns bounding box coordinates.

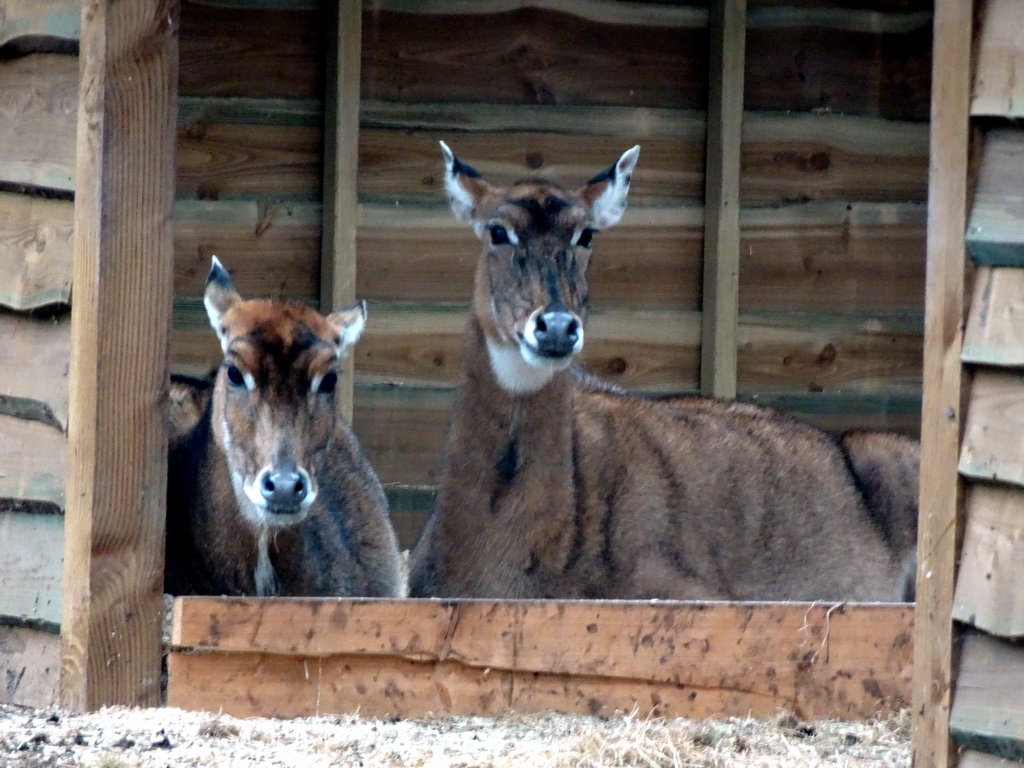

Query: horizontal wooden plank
[960,370,1024,487]
[0,413,65,510]
[173,200,320,300]
[0,53,77,192]
[0,310,70,430]
[385,485,434,551]
[169,598,913,721]
[954,482,1024,638]
[355,201,924,313]
[0,511,63,625]
[0,0,80,49]
[180,0,322,99]
[951,630,1024,761]
[178,96,322,126]
[0,192,74,310]
[971,0,1024,117]
[967,130,1024,266]
[358,112,927,206]
[362,7,930,119]
[0,625,59,708]
[963,267,1024,367]
[176,122,322,201]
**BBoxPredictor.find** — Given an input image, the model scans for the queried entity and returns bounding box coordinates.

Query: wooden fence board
[353,202,924,314]
[169,598,913,721]
[0,193,74,310]
[0,311,70,431]
[176,122,321,200]
[179,0,321,98]
[967,130,1024,266]
[0,413,65,510]
[951,631,1024,761]
[59,0,177,711]
[0,511,63,625]
[960,371,1024,487]
[963,267,1024,367]
[0,0,80,49]
[173,200,320,300]
[971,0,1024,117]
[0,53,77,192]
[959,751,1024,768]
[954,482,1024,639]
[358,114,927,206]
[361,6,930,118]
[0,626,59,709]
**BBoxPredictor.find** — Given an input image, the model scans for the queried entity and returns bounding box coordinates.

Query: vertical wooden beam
[321,0,362,421]
[700,0,745,400]
[913,0,973,765]
[60,0,178,710]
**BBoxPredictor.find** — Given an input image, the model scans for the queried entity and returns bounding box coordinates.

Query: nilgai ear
[327,299,367,358]
[204,256,241,347]
[578,145,640,230]
[440,140,497,238]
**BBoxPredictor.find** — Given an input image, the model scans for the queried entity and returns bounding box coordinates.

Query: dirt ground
[0,703,909,767]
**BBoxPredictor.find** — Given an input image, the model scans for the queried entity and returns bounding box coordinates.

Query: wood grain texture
[700,0,745,399]
[352,202,924,314]
[173,200,320,300]
[179,0,322,98]
[320,0,361,421]
[0,511,63,625]
[0,626,59,708]
[971,0,1024,117]
[951,630,1024,761]
[967,130,1024,266]
[361,6,930,118]
[168,598,913,721]
[953,482,1024,639]
[0,310,70,430]
[176,122,321,200]
[357,111,928,206]
[59,0,178,711]
[0,53,77,192]
[0,413,65,510]
[913,2,973,765]
[0,0,80,49]
[962,267,1024,367]
[960,371,1024,487]
[0,193,74,310]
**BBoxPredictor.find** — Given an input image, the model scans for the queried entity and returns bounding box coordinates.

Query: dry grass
[0,703,910,767]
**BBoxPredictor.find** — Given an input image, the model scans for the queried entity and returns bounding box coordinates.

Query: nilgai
[409,143,918,601]
[165,258,404,597]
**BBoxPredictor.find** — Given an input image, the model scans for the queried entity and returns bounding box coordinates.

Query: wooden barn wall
[166,0,931,548]
[0,1,78,707]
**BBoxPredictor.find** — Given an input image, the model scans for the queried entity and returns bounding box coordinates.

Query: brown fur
[165,260,404,597]
[409,145,917,602]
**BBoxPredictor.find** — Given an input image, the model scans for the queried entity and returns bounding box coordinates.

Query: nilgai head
[203,256,365,528]
[440,141,640,394]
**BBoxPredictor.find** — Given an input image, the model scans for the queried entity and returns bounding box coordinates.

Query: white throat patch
[486,339,571,395]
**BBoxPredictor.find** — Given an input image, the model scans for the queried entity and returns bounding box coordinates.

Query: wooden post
[913,0,974,765]
[321,0,362,421]
[701,0,745,399]
[59,0,178,710]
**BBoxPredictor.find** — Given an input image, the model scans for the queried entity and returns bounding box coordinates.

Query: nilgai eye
[226,364,245,387]
[577,228,594,248]
[317,371,338,394]
[489,224,510,246]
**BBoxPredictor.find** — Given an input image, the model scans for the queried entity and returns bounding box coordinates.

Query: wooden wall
[165,0,932,548]
[0,1,78,708]
[947,2,1024,760]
